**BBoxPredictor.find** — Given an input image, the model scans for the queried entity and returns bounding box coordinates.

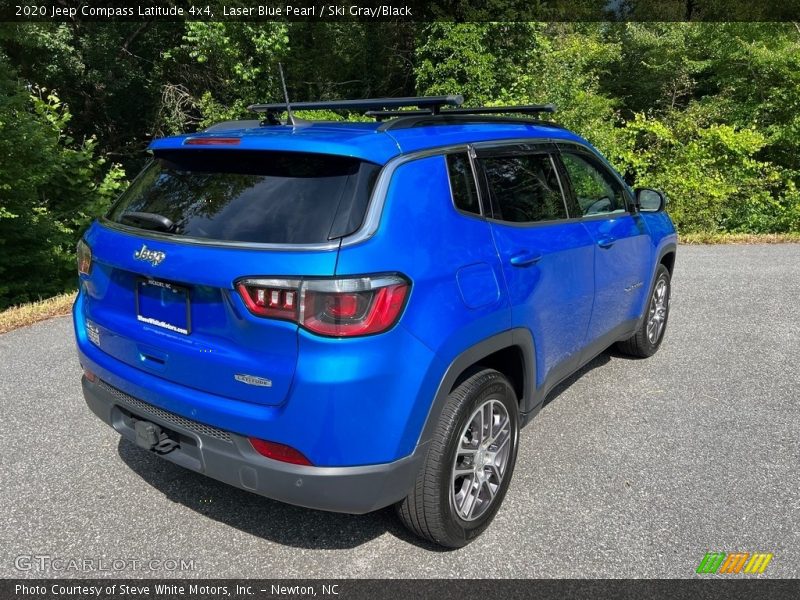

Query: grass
[680,232,800,244]
[0,291,76,335]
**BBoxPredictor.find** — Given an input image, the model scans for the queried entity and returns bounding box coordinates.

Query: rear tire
[616,264,671,358]
[397,369,519,548]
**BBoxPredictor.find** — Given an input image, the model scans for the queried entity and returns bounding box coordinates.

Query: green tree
[0,56,124,308]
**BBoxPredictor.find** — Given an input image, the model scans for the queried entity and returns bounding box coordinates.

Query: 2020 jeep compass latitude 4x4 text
[74,95,676,548]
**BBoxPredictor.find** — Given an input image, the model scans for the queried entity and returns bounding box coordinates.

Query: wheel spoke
[462,477,480,518]
[482,401,493,444]
[487,413,509,447]
[493,430,511,455]
[487,461,504,483]
[455,473,473,511]
[452,450,477,485]
[487,480,498,500]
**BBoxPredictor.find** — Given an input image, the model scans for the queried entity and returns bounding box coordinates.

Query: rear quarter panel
[334,155,511,454]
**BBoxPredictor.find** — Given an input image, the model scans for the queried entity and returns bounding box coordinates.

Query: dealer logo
[696,552,773,574]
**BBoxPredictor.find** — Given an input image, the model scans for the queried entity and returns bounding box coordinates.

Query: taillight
[236,278,300,321]
[77,239,92,276]
[249,438,312,466]
[236,275,409,337]
[303,277,408,336]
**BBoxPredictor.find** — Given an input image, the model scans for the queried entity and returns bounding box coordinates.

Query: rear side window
[479,153,567,223]
[107,150,380,244]
[446,153,480,215]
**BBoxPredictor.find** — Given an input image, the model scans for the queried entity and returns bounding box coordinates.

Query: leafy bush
[0,58,124,309]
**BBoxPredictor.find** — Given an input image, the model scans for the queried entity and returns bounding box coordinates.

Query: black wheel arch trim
[635,241,676,329]
[658,241,677,269]
[414,328,536,454]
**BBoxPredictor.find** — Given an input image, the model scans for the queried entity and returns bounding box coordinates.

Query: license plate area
[135,278,191,335]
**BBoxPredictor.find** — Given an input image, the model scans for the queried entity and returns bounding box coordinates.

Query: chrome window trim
[97,136,631,251]
[442,146,486,220]
[350,144,473,246]
[99,144,471,252]
[549,153,572,219]
[98,218,344,251]
[466,144,488,217]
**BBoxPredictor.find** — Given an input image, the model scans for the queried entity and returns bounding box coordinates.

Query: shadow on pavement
[117,348,623,552]
[116,438,448,552]
[541,350,613,408]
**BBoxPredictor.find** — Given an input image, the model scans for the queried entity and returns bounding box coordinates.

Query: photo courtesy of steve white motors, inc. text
[14,583,339,597]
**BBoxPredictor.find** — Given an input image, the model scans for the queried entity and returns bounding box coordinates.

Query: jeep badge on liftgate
[133,244,166,266]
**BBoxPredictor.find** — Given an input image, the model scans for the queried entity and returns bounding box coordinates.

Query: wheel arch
[659,246,676,276]
[414,329,536,453]
[634,241,677,329]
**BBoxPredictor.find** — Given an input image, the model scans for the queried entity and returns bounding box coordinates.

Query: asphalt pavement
[1,244,798,578]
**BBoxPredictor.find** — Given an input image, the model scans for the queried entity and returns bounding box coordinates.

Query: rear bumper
[82,376,425,514]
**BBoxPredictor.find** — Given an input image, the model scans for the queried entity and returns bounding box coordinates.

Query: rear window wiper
[120,212,175,232]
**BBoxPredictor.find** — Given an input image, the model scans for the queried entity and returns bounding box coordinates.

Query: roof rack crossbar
[247,95,464,115]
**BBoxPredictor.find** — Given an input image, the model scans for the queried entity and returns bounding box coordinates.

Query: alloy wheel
[451,399,513,521]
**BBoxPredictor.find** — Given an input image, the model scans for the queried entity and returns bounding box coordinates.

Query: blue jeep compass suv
[73,95,676,547]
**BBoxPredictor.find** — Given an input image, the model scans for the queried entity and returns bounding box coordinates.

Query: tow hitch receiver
[134,420,179,454]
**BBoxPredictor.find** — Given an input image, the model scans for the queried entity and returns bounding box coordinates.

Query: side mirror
[635,187,667,212]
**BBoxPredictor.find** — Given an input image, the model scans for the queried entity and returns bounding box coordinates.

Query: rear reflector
[249,438,312,466]
[83,368,97,383]
[236,275,410,337]
[77,239,92,276]
[184,137,241,146]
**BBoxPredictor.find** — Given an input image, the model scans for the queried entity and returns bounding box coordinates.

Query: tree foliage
[0,54,124,308]
[0,21,799,307]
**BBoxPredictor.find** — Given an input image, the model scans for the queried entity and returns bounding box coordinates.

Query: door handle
[596,236,616,249]
[509,251,543,267]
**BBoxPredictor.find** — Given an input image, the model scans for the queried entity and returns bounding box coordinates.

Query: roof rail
[247,95,464,119]
[367,104,555,120]
[373,104,560,131]
[442,104,555,117]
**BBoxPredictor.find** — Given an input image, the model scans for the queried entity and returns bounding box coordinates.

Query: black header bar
[3,0,800,22]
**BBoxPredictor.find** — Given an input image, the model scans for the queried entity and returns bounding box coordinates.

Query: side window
[479,153,567,223]
[559,152,626,217]
[446,153,481,215]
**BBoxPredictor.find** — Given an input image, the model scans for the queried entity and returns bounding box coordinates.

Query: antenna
[278,63,295,126]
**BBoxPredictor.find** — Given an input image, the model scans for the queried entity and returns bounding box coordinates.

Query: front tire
[616,263,671,358]
[397,369,519,548]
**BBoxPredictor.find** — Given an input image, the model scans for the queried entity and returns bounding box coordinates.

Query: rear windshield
[106,150,381,244]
